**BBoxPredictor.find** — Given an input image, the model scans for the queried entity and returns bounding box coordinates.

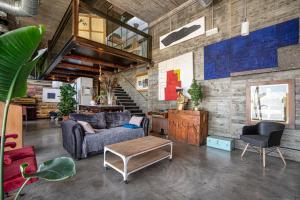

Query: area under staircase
[114,85,145,117]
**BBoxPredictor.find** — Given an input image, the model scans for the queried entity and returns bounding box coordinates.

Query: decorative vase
[107,92,113,105]
[90,100,96,106]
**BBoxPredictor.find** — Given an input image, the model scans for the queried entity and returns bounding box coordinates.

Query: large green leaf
[20,157,76,181]
[0,25,45,102]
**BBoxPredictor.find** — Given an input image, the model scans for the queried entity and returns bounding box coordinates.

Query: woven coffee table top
[105,136,172,157]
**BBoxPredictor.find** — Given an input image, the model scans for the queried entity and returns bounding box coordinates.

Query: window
[246,80,295,129]
[78,13,106,44]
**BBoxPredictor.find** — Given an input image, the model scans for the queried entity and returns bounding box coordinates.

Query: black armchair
[240,121,286,167]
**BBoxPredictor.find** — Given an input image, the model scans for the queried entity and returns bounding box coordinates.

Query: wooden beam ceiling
[51,69,98,78]
[64,54,127,70]
[57,62,100,73]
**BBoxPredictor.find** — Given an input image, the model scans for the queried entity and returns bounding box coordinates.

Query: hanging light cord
[244,0,247,22]
[211,0,214,28]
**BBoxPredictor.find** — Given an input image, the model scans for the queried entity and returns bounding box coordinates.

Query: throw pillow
[123,123,140,129]
[70,113,98,128]
[78,121,95,134]
[129,116,143,127]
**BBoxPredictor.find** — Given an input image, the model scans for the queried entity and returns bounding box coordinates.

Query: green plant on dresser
[188,79,204,110]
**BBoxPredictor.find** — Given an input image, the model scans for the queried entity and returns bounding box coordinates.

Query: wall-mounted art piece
[158,52,194,101]
[136,73,149,91]
[160,17,205,50]
[42,88,61,103]
[204,18,299,80]
[246,80,295,129]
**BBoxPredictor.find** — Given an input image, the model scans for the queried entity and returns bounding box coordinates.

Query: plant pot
[194,107,199,111]
[63,116,69,121]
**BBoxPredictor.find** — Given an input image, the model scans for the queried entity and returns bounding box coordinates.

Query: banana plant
[14,157,76,200]
[0,26,76,199]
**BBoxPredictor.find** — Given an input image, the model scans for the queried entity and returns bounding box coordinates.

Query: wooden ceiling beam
[57,62,100,73]
[52,69,99,77]
[50,71,97,78]
[64,54,127,70]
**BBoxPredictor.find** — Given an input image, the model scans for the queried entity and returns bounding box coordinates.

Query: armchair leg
[276,147,287,166]
[263,148,266,168]
[241,143,249,159]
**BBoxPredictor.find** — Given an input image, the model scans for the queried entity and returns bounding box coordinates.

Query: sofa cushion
[69,113,98,128]
[240,135,269,147]
[95,113,106,129]
[129,116,143,127]
[82,127,144,157]
[78,121,95,134]
[105,111,131,128]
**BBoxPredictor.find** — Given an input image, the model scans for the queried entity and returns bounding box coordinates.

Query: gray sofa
[61,110,149,159]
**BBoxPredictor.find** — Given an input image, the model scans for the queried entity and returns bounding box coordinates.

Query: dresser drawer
[207,136,234,151]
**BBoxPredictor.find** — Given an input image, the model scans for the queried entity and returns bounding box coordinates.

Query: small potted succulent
[188,79,204,111]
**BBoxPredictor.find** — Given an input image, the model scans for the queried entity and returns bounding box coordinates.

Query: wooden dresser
[168,109,208,146]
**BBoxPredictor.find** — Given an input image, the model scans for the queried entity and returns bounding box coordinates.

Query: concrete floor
[21,120,300,200]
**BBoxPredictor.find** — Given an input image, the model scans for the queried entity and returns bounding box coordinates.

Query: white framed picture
[136,73,149,91]
[42,88,60,103]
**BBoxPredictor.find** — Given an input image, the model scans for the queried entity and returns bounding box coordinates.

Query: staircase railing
[118,73,148,101]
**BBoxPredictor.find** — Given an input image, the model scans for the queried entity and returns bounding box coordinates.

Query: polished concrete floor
[21,120,300,200]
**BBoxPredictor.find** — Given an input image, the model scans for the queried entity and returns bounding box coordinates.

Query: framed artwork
[160,17,205,50]
[246,80,295,129]
[42,88,61,103]
[158,52,193,101]
[136,73,148,91]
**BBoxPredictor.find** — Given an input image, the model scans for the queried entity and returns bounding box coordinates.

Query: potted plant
[188,79,204,110]
[0,25,76,200]
[58,84,77,120]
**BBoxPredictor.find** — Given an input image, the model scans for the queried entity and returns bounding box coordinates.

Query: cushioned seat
[62,111,149,159]
[240,135,269,147]
[240,121,286,167]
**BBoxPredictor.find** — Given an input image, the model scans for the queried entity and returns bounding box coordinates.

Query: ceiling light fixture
[241,0,249,36]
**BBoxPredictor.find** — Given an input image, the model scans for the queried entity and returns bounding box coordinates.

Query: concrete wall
[117,66,149,114]
[118,0,300,161]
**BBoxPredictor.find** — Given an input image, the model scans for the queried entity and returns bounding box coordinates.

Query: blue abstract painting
[204,18,299,80]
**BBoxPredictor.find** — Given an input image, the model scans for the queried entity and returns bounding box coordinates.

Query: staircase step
[118,99,134,103]
[120,102,137,106]
[114,90,125,93]
[116,97,131,100]
[116,85,146,117]
[124,106,139,110]
[115,93,129,96]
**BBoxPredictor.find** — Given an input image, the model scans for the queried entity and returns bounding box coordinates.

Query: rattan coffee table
[104,136,173,183]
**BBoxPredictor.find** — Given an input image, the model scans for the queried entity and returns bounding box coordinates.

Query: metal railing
[119,73,148,101]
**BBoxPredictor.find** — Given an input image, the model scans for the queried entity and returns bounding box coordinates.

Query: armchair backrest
[257,121,285,137]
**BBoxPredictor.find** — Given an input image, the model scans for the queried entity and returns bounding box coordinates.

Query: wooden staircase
[114,85,145,117]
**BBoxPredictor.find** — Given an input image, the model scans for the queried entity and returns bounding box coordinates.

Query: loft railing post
[73,0,79,37]
[147,35,152,59]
